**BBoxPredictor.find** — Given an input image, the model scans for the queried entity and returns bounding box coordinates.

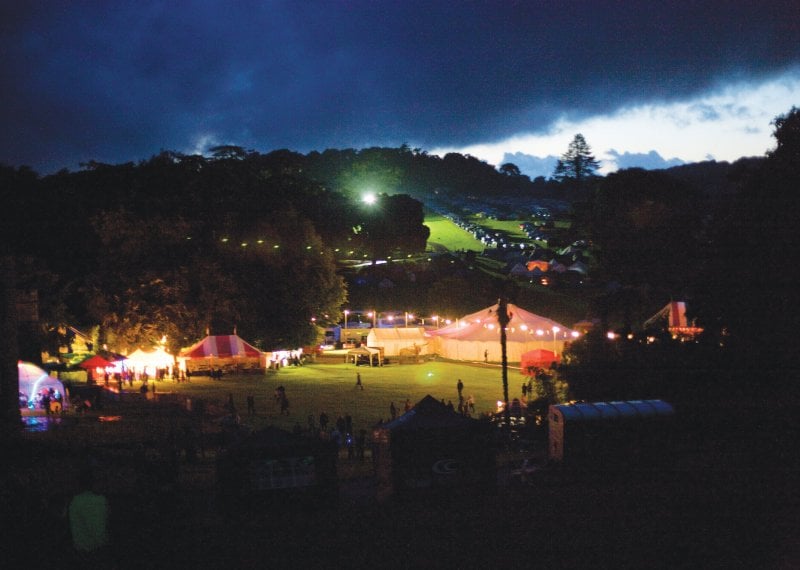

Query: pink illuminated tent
[428,303,577,363]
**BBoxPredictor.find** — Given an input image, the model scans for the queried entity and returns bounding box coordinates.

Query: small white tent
[428,303,577,363]
[366,327,428,357]
[126,347,175,375]
[345,346,383,367]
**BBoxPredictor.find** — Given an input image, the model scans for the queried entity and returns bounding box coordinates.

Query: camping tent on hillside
[428,303,577,363]
[366,327,428,357]
[178,334,263,375]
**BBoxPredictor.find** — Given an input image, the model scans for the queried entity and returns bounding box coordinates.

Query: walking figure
[389,401,397,420]
[356,372,363,390]
[457,378,464,398]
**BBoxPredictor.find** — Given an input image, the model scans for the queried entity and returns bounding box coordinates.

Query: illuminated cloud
[430,70,800,176]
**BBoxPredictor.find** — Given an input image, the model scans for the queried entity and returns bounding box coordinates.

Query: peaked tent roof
[127,347,175,368]
[179,335,262,359]
[78,354,115,369]
[644,301,688,329]
[429,303,576,343]
[382,395,474,431]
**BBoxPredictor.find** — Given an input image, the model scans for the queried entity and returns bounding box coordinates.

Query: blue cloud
[500,152,559,180]
[605,150,684,171]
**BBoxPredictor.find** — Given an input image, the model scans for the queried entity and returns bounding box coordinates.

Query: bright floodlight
[362,192,376,205]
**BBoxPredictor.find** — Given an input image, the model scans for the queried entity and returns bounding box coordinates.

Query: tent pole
[497,298,510,430]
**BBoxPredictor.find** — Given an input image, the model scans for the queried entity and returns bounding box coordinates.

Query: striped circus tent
[178,334,263,375]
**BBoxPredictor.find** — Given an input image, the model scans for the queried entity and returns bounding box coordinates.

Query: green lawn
[469,217,529,239]
[146,360,529,436]
[424,214,485,252]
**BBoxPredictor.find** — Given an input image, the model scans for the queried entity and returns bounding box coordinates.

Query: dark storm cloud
[2,0,799,174]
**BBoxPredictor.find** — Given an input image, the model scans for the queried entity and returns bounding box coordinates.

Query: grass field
[148,360,529,436]
[424,214,485,252]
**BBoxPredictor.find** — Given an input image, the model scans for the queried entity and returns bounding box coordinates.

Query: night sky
[2,1,799,176]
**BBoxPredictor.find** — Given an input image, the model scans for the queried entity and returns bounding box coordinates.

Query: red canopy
[520,349,558,374]
[79,354,114,369]
[179,335,262,359]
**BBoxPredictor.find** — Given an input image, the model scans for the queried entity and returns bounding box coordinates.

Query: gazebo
[345,346,383,367]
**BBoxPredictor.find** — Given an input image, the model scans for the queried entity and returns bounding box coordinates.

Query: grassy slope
[423,213,590,325]
[424,214,485,252]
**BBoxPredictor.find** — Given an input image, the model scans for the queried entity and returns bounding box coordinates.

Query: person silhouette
[68,465,110,564]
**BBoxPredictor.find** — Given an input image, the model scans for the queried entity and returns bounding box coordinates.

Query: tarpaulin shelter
[428,303,577,363]
[18,361,69,409]
[366,327,428,357]
[520,349,558,374]
[526,260,549,272]
[178,334,263,375]
[372,395,495,501]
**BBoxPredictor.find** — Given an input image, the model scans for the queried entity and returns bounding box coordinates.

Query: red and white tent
[180,335,261,358]
[644,301,703,338]
[178,334,263,374]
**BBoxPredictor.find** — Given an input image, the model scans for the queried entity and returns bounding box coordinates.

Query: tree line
[2,108,799,398]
